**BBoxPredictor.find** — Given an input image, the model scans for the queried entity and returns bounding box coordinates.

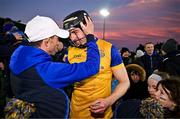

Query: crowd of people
[0,10,180,118]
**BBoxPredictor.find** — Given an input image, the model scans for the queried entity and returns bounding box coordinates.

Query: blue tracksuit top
[9,35,100,118]
[9,36,100,89]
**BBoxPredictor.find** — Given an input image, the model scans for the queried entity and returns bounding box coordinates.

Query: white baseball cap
[25,15,69,42]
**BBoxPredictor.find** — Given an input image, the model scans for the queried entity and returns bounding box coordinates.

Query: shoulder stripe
[111,63,124,70]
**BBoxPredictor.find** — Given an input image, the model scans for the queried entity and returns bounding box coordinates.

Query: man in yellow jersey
[63,10,130,118]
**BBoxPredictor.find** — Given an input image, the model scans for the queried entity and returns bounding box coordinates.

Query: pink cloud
[92,0,180,50]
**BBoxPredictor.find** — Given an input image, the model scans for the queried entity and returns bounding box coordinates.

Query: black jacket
[138,52,163,77]
[159,50,180,76]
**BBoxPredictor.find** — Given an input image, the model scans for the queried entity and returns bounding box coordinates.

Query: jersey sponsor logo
[99,50,105,58]
[73,54,81,58]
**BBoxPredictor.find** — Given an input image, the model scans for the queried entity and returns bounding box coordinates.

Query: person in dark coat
[0,18,28,98]
[122,64,149,100]
[159,39,180,76]
[120,47,132,66]
[136,42,163,78]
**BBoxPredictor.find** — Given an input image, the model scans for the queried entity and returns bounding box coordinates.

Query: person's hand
[90,98,111,114]
[12,32,23,40]
[80,16,94,35]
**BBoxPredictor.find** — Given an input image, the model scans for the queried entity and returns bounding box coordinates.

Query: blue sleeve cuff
[86,34,96,43]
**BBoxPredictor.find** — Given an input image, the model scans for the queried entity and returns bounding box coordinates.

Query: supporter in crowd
[63,10,130,118]
[154,76,180,118]
[120,47,133,65]
[0,18,28,98]
[137,42,163,78]
[0,18,28,116]
[0,63,5,116]
[159,38,180,76]
[4,15,100,118]
[113,75,180,118]
[122,64,149,100]
[1,18,27,47]
[136,44,145,52]
[148,71,169,100]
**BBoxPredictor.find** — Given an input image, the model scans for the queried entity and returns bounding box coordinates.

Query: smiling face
[148,79,159,99]
[122,51,130,58]
[156,84,176,110]
[69,27,87,47]
[145,43,154,55]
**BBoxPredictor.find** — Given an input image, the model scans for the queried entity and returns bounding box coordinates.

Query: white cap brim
[56,28,69,39]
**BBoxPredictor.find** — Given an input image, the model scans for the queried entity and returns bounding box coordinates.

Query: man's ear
[43,38,50,47]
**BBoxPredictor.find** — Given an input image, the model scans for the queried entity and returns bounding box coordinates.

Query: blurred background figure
[120,47,133,66]
[135,50,144,59]
[137,42,163,78]
[0,18,28,116]
[147,71,169,100]
[159,39,180,76]
[113,75,180,118]
[121,64,149,101]
[1,18,27,45]
[154,76,180,118]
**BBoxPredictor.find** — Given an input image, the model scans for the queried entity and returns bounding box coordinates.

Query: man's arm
[90,46,130,113]
[108,65,130,104]
[36,16,100,88]
[90,64,130,113]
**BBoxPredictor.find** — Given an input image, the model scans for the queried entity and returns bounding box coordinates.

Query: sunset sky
[1,0,180,50]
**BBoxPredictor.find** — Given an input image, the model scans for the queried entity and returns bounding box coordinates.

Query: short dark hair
[144,42,154,47]
[29,40,43,47]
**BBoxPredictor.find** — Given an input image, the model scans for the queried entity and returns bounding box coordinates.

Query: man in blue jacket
[7,15,100,118]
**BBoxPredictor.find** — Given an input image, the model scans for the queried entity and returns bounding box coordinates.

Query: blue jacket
[9,35,100,118]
